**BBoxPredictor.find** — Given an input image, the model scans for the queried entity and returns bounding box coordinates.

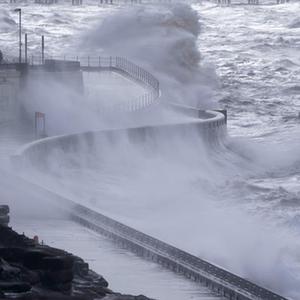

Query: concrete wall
[12,109,227,170]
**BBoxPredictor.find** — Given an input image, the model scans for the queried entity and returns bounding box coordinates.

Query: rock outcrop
[0,205,153,300]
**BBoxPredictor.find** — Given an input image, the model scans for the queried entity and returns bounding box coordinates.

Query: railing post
[25,33,28,64]
[41,35,45,64]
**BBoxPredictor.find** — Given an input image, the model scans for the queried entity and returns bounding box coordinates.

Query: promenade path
[12,217,222,300]
[83,70,146,109]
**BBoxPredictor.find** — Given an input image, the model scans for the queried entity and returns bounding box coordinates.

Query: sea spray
[80,4,219,108]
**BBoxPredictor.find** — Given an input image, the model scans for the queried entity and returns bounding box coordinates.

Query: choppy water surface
[195,2,300,234]
[196,2,300,138]
[196,4,300,298]
[0,1,120,57]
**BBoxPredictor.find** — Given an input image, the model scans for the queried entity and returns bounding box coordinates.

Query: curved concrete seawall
[12,109,227,170]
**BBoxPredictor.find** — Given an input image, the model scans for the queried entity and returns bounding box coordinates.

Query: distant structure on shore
[8,0,160,5]
[217,0,289,4]
[6,0,292,5]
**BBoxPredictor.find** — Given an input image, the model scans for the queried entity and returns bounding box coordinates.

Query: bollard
[25,33,28,64]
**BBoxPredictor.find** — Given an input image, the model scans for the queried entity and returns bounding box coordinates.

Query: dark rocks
[0,205,153,300]
[102,295,151,300]
[42,256,74,271]
[0,205,9,227]
[43,269,74,285]
[0,225,76,296]
[0,205,9,215]
[0,258,21,279]
[23,249,51,270]
[0,226,35,247]
[0,247,27,263]
[0,281,31,293]
[73,260,89,276]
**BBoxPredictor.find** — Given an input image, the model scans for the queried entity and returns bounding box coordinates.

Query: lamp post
[14,8,22,64]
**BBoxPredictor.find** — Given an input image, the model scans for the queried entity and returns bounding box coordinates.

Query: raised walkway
[12,217,222,300]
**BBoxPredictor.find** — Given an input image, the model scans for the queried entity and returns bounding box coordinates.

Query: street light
[14,8,22,64]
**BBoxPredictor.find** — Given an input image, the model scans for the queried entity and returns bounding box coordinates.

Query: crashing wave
[80,4,219,108]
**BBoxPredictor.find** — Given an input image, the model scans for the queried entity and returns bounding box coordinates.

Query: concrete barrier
[12,109,227,170]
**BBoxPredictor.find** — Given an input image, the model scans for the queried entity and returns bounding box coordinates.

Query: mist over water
[2,1,300,299]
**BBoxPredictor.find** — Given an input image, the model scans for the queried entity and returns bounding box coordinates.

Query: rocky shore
[0,205,152,300]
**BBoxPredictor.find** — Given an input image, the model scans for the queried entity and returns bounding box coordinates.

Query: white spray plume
[80,4,219,108]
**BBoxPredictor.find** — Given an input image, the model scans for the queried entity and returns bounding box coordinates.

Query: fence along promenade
[27,55,160,112]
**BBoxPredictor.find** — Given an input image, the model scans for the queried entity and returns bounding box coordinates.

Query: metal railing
[27,55,160,112]
[69,203,288,300]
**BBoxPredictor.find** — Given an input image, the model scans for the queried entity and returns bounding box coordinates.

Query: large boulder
[0,258,21,280]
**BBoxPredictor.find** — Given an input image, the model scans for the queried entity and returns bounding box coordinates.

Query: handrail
[27,55,160,112]
[70,202,288,300]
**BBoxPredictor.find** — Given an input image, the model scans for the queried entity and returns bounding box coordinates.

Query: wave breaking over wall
[80,3,219,108]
